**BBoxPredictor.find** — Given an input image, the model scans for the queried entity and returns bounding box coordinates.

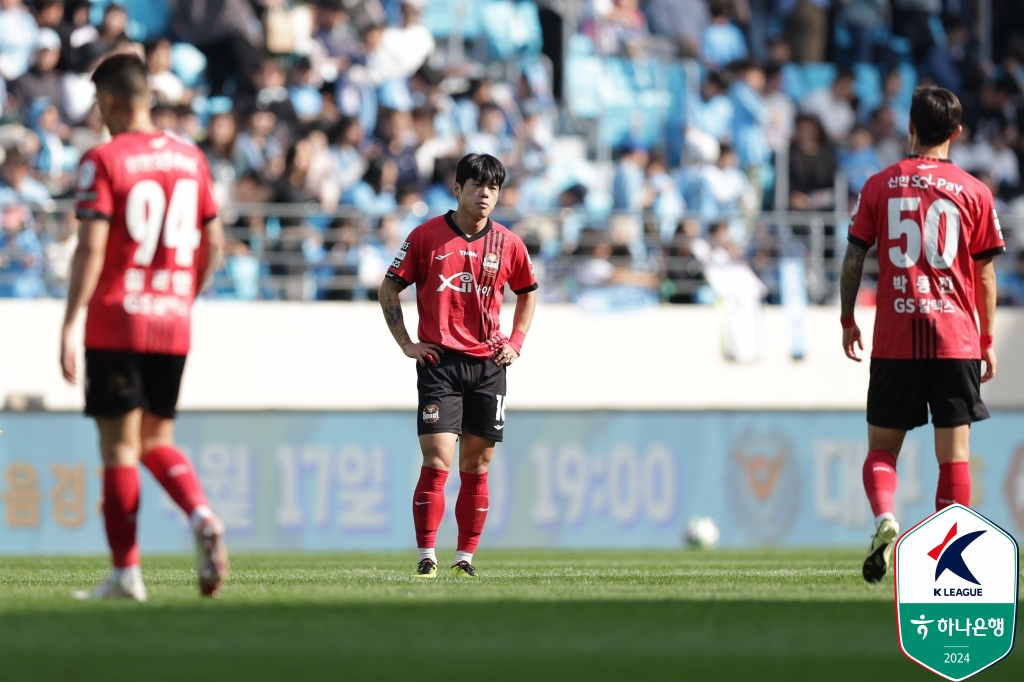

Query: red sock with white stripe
[862,449,898,525]
[141,445,212,529]
[413,466,448,562]
[936,461,971,510]
[455,471,488,564]
[103,466,140,568]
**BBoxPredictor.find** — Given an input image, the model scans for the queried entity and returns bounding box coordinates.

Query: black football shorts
[867,359,989,430]
[416,351,507,441]
[84,350,187,419]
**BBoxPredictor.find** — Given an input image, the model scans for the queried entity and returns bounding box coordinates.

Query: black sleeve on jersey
[511,282,539,295]
[76,208,113,221]
[385,271,410,288]
[847,234,872,251]
[971,246,1006,261]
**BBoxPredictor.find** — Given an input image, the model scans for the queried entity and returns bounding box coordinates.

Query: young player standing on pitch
[379,153,537,578]
[61,53,229,600]
[840,86,1004,583]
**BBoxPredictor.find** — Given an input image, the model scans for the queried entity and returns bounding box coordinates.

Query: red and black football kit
[386,211,537,441]
[75,131,218,418]
[848,156,1005,429]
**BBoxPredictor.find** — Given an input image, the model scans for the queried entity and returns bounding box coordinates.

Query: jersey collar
[908,154,953,163]
[444,210,492,242]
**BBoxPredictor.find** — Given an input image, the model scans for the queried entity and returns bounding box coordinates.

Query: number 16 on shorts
[495,395,506,426]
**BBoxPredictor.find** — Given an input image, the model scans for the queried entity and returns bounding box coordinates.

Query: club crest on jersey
[482,253,500,274]
[422,404,439,423]
[77,160,96,191]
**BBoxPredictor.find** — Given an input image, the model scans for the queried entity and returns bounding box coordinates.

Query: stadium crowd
[0,0,1023,305]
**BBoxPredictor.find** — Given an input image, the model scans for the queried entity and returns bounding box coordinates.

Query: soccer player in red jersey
[60,54,229,600]
[379,153,537,578]
[839,87,1004,583]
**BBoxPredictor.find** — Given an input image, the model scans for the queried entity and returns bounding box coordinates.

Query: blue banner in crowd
[1,411,1023,553]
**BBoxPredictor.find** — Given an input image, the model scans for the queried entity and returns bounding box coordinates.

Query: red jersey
[386,211,538,358]
[75,131,218,355]
[848,156,1004,359]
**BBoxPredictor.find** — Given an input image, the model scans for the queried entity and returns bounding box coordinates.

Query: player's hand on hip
[402,342,443,367]
[843,325,863,362]
[494,344,519,367]
[981,347,997,383]
[60,329,77,384]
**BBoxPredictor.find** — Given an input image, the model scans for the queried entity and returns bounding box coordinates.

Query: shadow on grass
[3,600,1018,681]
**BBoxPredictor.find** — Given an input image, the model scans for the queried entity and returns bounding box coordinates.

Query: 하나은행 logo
[894,503,1018,681]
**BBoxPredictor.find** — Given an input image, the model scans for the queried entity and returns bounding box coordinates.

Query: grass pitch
[1,550,1019,682]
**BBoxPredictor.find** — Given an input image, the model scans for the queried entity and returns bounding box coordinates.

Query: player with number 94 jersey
[76,126,218,355]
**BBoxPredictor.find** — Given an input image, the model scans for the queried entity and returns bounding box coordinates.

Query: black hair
[835,67,856,82]
[910,86,962,146]
[362,156,393,195]
[91,52,150,102]
[455,153,505,190]
[708,0,728,18]
[144,38,170,57]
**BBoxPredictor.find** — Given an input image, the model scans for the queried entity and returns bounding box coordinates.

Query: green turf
[1,550,1019,681]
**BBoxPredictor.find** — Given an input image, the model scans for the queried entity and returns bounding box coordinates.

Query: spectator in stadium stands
[412,105,456,181]
[69,104,107,155]
[31,0,69,69]
[839,125,883,195]
[240,57,300,136]
[644,0,710,58]
[343,155,397,215]
[75,4,127,71]
[612,142,650,214]
[971,127,1020,199]
[272,137,319,205]
[288,57,325,123]
[0,202,43,297]
[700,0,748,71]
[690,71,733,143]
[43,209,76,296]
[353,0,434,87]
[11,29,62,114]
[0,147,49,205]
[464,103,514,165]
[174,0,265,97]
[312,0,360,77]
[762,65,796,154]
[329,116,368,198]
[582,0,650,57]
[781,0,829,63]
[146,39,188,105]
[664,219,707,303]
[692,143,756,229]
[645,151,685,243]
[788,114,837,210]
[878,70,909,132]
[377,107,422,189]
[0,0,39,81]
[201,111,241,195]
[423,156,458,214]
[29,97,77,191]
[837,0,887,65]
[800,68,857,142]
[235,108,285,179]
[728,61,771,204]
[891,0,940,64]
[869,106,906,167]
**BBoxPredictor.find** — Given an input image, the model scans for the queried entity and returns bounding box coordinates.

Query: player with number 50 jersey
[839,86,1004,587]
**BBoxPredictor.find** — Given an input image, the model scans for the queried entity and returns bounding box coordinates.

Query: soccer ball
[683,516,720,549]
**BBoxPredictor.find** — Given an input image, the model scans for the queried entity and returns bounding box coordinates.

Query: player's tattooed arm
[839,243,867,318]
[379,278,443,366]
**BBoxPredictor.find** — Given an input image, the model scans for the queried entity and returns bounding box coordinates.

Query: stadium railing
[1,200,1022,303]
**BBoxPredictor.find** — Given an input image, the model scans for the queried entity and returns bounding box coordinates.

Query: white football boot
[862,517,900,583]
[195,515,229,597]
[73,567,148,602]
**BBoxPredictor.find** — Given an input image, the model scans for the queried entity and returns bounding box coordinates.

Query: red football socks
[413,466,449,548]
[103,466,140,568]
[141,445,209,516]
[937,461,971,510]
[862,449,898,518]
[455,471,489,553]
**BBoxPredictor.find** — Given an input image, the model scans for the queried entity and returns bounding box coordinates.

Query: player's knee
[102,441,142,467]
